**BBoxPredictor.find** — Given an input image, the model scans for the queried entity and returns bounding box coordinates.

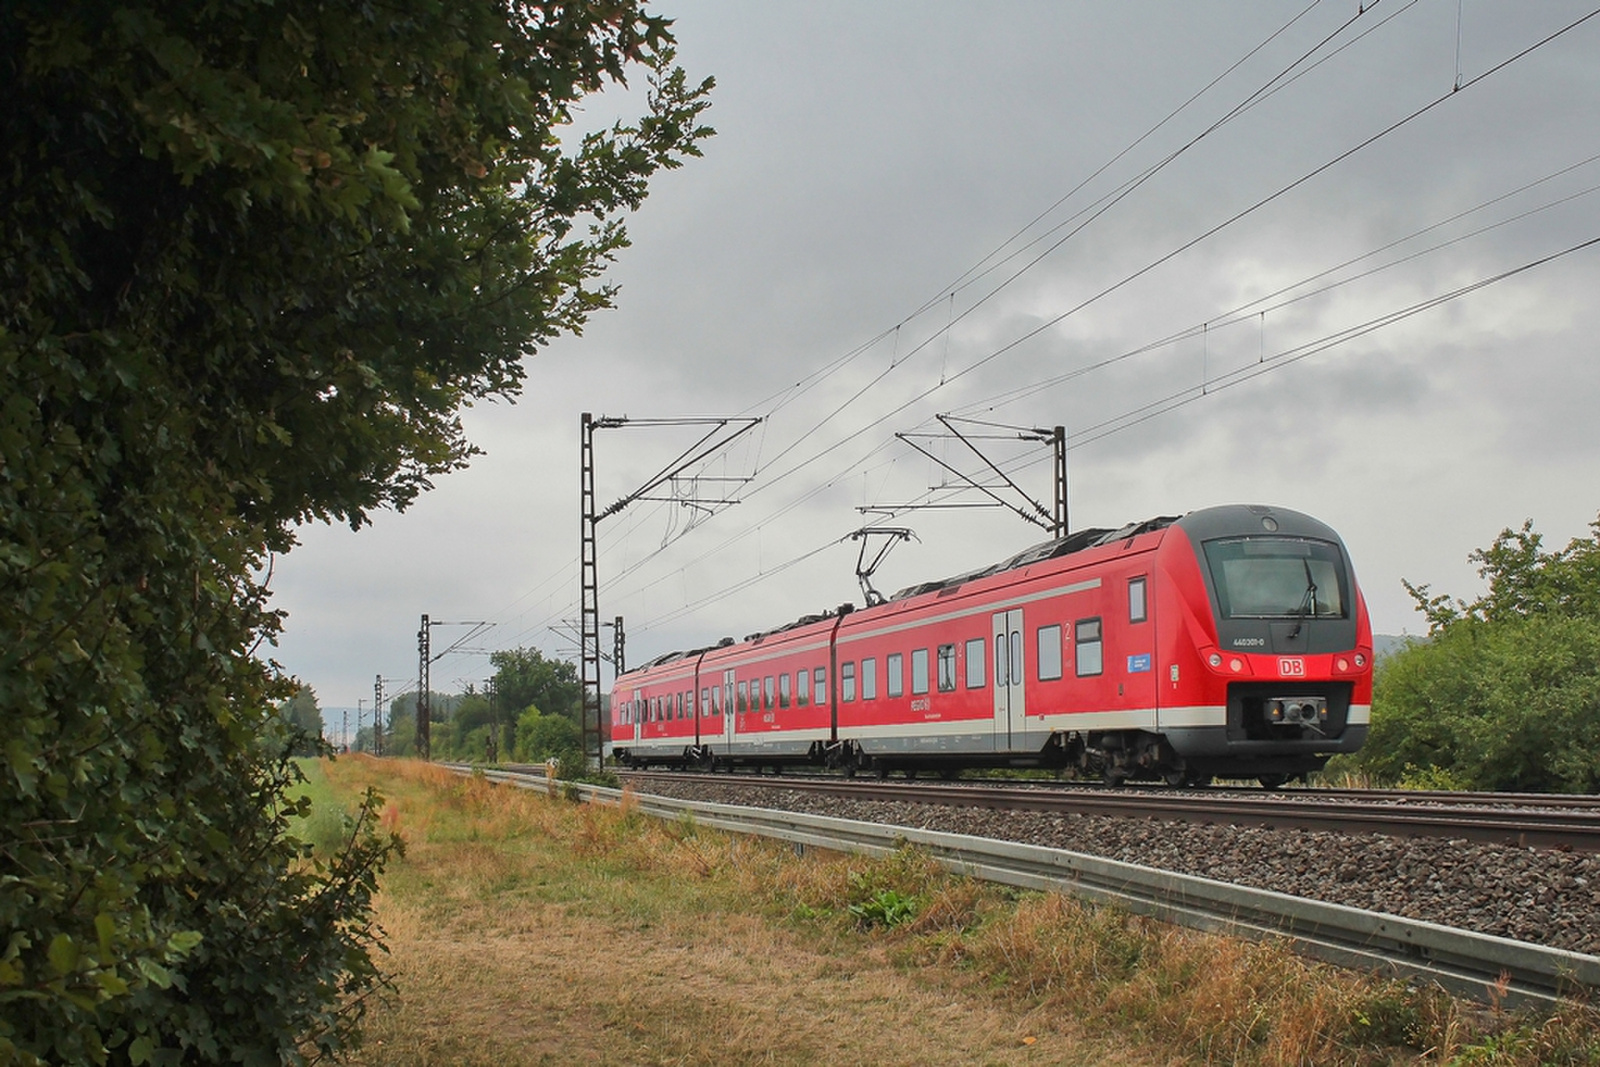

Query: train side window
[1076,618,1104,677]
[813,667,827,705]
[841,661,856,701]
[965,637,986,688]
[737,681,749,712]
[887,653,904,698]
[796,670,809,706]
[860,657,877,700]
[761,676,772,710]
[701,688,711,717]
[936,644,956,692]
[1129,577,1148,623]
[684,690,692,718]
[779,672,791,708]
[1038,625,1063,681]
[911,648,929,695]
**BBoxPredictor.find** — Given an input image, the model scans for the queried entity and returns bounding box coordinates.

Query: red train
[609,504,1371,786]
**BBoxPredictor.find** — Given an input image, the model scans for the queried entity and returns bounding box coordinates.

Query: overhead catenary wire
[714,6,1600,531]
[1066,233,1600,450]
[489,7,1600,658]
[482,4,1401,642]
[739,2,1393,483]
[630,231,1600,636]
[951,160,1600,418]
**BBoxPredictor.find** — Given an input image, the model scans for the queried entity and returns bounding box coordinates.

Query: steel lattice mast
[578,412,761,769]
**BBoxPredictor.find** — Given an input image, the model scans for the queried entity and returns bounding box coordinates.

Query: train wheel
[1164,769,1187,787]
[1258,774,1287,790]
[1102,766,1126,787]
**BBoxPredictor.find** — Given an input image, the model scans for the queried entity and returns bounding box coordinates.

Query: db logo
[1278,657,1306,677]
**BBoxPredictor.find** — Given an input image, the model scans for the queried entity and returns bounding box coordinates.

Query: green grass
[289,756,357,859]
[320,758,1600,1066]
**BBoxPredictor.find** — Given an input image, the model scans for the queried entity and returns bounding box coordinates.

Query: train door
[722,669,737,749]
[632,689,642,745]
[1123,574,1159,723]
[992,609,1026,748]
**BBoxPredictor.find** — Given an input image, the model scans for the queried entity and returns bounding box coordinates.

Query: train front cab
[1151,505,1372,785]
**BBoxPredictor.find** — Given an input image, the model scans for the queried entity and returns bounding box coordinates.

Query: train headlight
[1354,653,1367,668]
[1208,652,1223,668]
[1229,658,1244,673]
[1336,657,1350,672]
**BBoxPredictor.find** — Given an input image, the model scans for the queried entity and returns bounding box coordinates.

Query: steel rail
[1290,788,1600,810]
[618,771,1600,852]
[460,765,1600,1009]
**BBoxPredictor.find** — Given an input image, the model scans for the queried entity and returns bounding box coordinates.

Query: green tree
[491,648,582,725]
[1402,515,1600,630]
[277,684,325,757]
[384,707,416,759]
[1359,514,1600,792]
[437,690,497,761]
[1,1,710,1060]
[514,708,584,770]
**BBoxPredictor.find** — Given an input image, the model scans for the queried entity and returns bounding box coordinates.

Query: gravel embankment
[635,779,1600,956]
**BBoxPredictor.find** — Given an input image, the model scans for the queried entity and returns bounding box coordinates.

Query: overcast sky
[272,1,1600,727]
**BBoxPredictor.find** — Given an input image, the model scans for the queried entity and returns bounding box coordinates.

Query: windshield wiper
[1287,558,1317,639]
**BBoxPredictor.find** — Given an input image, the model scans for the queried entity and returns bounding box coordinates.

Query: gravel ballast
[633,779,1600,957]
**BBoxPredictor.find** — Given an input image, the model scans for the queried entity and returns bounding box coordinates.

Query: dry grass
[317,756,1600,1066]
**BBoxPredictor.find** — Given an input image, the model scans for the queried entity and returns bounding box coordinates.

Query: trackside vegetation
[1339,513,1600,792]
[0,3,711,1061]
[361,648,584,767]
[323,757,1600,1066]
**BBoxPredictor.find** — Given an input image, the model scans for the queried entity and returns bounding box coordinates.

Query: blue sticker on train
[1127,653,1152,673]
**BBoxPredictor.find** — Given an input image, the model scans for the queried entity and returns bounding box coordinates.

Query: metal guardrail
[466,767,1600,1009]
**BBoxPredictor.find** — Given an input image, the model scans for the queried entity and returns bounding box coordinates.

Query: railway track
[617,771,1600,852]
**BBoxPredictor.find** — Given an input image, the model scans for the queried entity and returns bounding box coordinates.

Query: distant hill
[1373,633,1421,660]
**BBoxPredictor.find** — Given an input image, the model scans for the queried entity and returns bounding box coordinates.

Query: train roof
[886,514,1181,601]
[620,505,1338,680]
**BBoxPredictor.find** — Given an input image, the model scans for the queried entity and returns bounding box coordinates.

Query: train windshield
[1202,537,1348,620]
